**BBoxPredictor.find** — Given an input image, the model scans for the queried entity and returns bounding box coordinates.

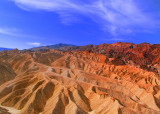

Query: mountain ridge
[27,42,160,74]
[30,43,76,51]
[0,42,160,114]
[0,47,12,51]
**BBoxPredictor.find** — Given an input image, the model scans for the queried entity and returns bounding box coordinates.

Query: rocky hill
[0,43,160,114]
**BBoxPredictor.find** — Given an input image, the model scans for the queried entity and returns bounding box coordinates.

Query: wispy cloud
[0,27,20,36]
[109,38,126,41]
[26,42,41,46]
[0,27,43,40]
[12,0,159,35]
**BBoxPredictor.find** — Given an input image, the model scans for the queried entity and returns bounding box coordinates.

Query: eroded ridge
[0,48,160,114]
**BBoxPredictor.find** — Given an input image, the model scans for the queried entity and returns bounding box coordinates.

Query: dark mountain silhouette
[0,47,12,51]
[30,43,76,51]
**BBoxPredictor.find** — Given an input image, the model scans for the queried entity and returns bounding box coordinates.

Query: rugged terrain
[0,42,160,114]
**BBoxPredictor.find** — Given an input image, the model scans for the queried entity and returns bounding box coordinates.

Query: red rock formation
[0,43,160,114]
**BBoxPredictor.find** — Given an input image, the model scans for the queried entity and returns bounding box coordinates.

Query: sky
[0,0,160,49]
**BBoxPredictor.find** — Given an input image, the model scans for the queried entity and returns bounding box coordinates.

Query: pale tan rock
[0,50,160,114]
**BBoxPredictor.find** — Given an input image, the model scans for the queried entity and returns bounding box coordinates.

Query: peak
[138,42,150,45]
[113,42,134,45]
[99,43,108,46]
[137,42,151,47]
[115,42,123,44]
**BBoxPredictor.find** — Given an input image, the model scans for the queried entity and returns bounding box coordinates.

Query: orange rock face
[0,43,160,114]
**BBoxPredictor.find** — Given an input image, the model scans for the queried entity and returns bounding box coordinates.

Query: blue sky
[0,0,160,49]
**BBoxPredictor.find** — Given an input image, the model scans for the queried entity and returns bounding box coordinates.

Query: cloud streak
[0,27,43,40]
[27,42,41,46]
[0,27,20,36]
[12,0,159,35]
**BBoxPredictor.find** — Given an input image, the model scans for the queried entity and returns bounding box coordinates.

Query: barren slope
[0,48,160,114]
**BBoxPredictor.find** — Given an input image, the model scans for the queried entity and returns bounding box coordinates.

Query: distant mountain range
[28,42,160,70]
[0,47,12,51]
[30,43,76,51]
